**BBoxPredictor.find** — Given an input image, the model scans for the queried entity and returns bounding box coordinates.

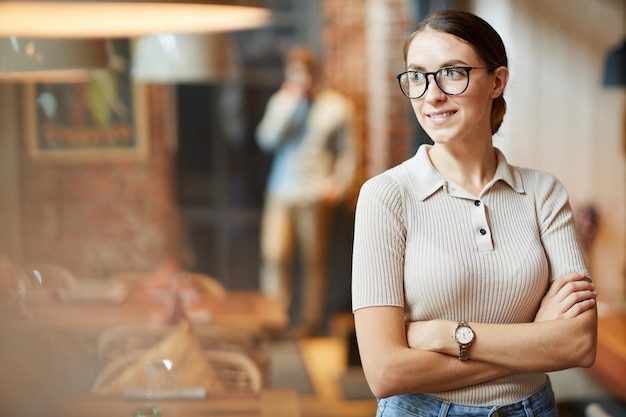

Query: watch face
[455,326,474,344]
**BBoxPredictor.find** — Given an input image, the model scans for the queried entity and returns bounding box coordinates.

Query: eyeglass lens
[399,67,470,98]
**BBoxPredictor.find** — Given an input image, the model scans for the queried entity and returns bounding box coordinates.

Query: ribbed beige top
[352,145,589,405]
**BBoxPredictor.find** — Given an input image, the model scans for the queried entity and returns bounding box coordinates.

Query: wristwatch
[453,321,475,361]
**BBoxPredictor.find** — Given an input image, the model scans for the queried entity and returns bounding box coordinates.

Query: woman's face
[405,29,508,146]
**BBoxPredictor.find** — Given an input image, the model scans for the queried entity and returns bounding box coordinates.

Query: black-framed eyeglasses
[396,66,493,99]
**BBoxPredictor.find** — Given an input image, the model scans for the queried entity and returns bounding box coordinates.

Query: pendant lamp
[132,32,241,83]
[0,1,270,38]
[0,37,110,82]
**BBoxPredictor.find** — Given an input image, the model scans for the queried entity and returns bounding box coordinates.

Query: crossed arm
[354,271,597,399]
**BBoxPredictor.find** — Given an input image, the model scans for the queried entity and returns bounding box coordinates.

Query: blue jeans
[376,379,557,417]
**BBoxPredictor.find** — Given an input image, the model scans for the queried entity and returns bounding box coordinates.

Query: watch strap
[458,343,470,361]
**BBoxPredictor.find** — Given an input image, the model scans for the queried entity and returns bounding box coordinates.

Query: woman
[352,9,597,417]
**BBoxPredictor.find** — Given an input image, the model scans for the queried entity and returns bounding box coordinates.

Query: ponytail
[491,95,506,135]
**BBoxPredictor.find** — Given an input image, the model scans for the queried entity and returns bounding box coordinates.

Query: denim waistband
[378,378,556,417]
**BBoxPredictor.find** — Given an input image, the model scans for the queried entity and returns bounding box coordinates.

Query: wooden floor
[296,336,377,417]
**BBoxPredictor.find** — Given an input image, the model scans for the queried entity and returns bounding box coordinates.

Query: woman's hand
[406,319,453,353]
[406,272,596,355]
[534,271,596,322]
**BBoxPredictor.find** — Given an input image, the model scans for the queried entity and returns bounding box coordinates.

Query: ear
[491,66,509,98]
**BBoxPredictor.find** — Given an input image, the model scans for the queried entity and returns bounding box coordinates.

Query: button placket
[471,199,493,251]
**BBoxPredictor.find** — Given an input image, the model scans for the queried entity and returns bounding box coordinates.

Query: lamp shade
[0,37,110,82]
[0,1,270,38]
[132,33,241,83]
[603,39,626,87]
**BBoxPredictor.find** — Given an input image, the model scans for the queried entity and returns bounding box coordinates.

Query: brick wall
[16,1,418,280]
[322,0,414,186]
[20,86,180,278]
[322,0,368,201]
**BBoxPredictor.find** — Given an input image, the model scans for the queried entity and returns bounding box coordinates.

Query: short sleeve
[351,174,407,311]
[533,172,590,280]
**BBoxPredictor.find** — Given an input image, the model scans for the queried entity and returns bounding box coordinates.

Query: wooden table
[22,290,287,338]
[297,337,377,417]
[50,389,300,417]
[0,289,288,411]
[588,315,626,401]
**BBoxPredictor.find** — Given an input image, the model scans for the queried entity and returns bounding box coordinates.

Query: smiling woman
[403,34,507,155]
[352,9,597,417]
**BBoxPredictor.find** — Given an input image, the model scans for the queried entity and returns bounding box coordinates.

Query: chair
[196,325,271,387]
[204,350,262,393]
[187,272,227,300]
[91,346,262,394]
[91,350,144,394]
[98,323,265,362]
[97,324,168,363]
[110,271,152,289]
[110,270,227,300]
[95,322,269,388]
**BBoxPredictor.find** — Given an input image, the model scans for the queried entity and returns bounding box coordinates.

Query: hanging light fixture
[0,37,110,82]
[132,32,241,83]
[0,1,271,38]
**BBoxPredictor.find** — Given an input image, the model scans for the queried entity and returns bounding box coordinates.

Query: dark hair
[404,10,508,134]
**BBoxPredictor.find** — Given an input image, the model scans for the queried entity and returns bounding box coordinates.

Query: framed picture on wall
[22,40,148,163]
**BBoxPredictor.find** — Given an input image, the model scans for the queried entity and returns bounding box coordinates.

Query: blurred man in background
[256,46,358,338]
